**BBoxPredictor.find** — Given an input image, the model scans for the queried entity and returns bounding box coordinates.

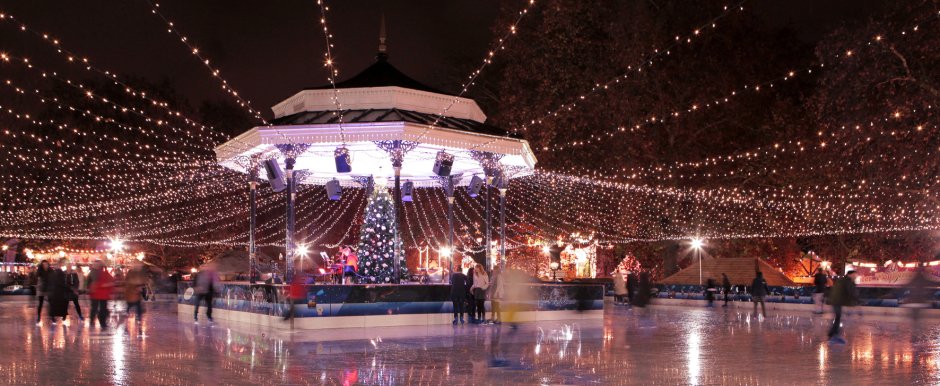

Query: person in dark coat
[45,259,70,324]
[827,271,859,343]
[812,268,828,314]
[450,270,469,324]
[633,272,652,308]
[65,264,84,321]
[34,260,50,325]
[626,272,638,305]
[750,271,769,317]
[721,273,732,307]
[465,269,477,323]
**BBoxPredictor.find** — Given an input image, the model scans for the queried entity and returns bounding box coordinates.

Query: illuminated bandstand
[215,47,537,283]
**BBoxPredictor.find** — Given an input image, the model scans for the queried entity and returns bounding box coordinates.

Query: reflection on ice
[1,304,940,384]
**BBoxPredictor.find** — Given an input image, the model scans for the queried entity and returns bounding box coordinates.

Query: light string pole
[277,144,310,283]
[499,178,507,267]
[447,176,456,283]
[249,159,259,284]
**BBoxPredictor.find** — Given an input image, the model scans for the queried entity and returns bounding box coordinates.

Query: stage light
[326,179,342,200]
[467,175,484,197]
[402,181,414,202]
[433,151,454,176]
[334,146,351,173]
[264,158,287,192]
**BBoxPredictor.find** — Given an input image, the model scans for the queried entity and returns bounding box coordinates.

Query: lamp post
[691,238,705,285]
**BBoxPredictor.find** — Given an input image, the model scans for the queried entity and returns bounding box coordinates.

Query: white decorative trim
[271,86,487,123]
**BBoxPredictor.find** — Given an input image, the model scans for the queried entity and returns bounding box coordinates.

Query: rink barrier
[178,282,604,329]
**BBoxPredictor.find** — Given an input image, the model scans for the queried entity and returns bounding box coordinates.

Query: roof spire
[377,14,388,62]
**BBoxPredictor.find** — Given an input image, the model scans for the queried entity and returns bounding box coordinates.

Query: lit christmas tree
[356,179,407,283]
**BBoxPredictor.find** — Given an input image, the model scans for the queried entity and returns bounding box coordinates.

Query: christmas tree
[356,180,407,283]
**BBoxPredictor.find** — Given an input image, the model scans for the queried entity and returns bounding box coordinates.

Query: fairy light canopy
[215,48,536,187]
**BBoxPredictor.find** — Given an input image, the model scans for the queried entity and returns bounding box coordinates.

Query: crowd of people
[450,264,505,325]
[33,258,160,328]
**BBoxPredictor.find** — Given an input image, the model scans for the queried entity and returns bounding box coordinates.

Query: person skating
[124,261,147,321]
[612,271,627,304]
[750,271,769,317]
[470,265,489,323]
[450,270,469,324]
[827,270,859,344]
[466,267,477,323]
[812,268,829,314]
[488,266,505,323]
[721,273,732,307]
[87,260,115,328]
[193,261,220,324]
[34,260,50,326]
[45,259,70,325]
[65,264,85,322]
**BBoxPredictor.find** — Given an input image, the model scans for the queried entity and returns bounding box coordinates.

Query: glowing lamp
[110,239,124,251]
[439,247,452,258]
[542,245,551,254]
[191,267,198,273]
[691,238,704,249]
[297,244,309,257]
[550,262,560,270]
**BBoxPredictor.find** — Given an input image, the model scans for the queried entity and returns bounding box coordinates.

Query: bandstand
[187,44,603,329]
[214,47,536,283]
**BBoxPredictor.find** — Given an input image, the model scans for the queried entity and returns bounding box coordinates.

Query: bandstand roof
[215,54,536,188]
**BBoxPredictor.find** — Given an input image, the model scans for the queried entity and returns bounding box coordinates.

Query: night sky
[0,0,887,120]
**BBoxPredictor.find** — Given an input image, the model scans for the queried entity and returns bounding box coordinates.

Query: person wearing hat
[827,270,859,343]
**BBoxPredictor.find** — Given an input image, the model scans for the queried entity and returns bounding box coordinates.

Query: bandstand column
[485,174,493,271]
[447,176,455,282]
[499,186,507,267]
[285,157,297,283]
[393,162,402,284]
[249,176,258,284]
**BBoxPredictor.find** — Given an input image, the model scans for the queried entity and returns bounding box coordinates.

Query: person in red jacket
[87,260,114,328]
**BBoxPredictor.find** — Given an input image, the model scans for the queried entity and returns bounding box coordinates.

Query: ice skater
[827,270,859,344]
[450,269,469,324]
[721,273,732,307]
[812,268,829,314]
[750,271,769,317]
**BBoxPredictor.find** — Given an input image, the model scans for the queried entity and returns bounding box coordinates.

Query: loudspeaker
[401,181,414,202]
[334,147,351,173]
[264,159,286,192]
[467,175,484,197]
[495,175,509,190]
[433,151,454,177]
[487,169,502,186]
[325,179,342,200]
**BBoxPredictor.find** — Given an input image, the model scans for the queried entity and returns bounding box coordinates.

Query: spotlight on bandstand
[334,146,352,173]
[433,151,454,177]
[325,179,342,200]
[264,158,287,192]
[402,181,414,202]
[467,175,484,197]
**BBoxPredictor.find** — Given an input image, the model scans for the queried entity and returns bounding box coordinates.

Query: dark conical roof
[306,55,450,95]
